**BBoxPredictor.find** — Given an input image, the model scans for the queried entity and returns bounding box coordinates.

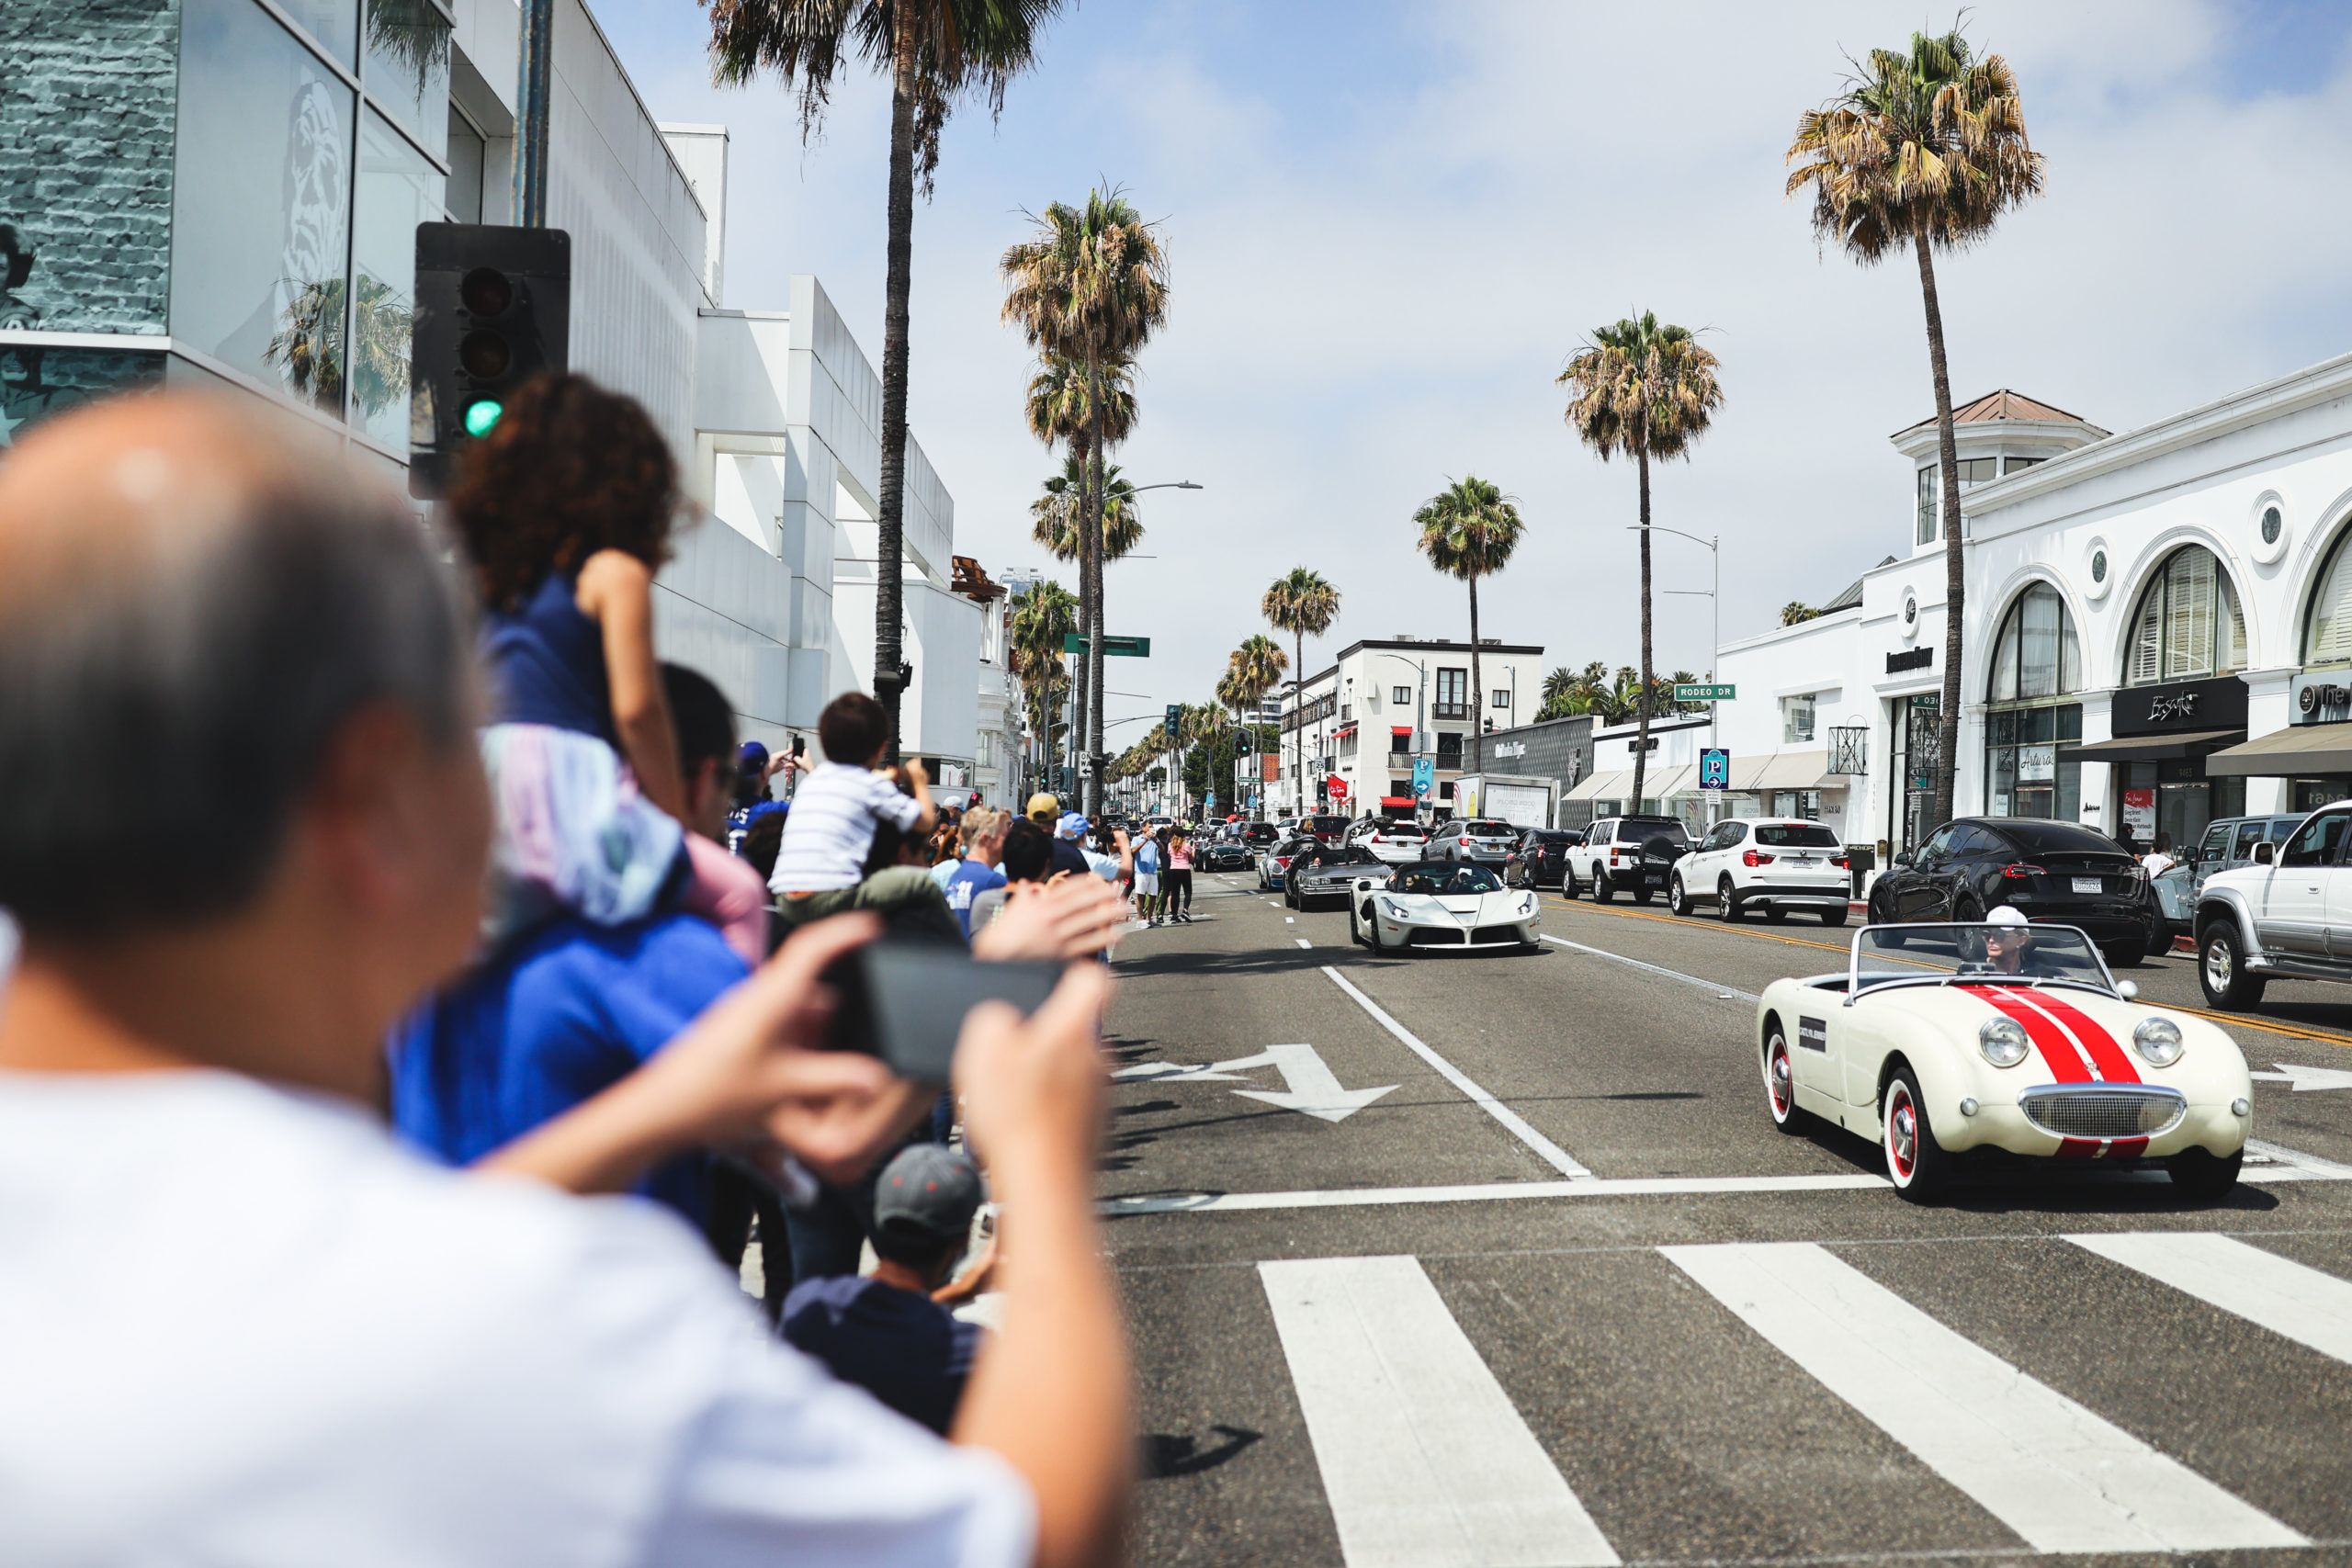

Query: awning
[2059,728,2243,763]
[1565,768,1632,802]
[1732,749,1835,793]
[2205,725,2352,777]
[1391,725,1413,736]
[1379,795,1416,808]
[1565,764,1697,800]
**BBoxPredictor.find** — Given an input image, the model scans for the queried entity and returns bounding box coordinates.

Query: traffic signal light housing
[409,223,570,499]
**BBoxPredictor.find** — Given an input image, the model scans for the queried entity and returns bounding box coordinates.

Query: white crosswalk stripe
[2070,1230,2352,1365]
[1661,1240,2307,1554]
[1258,1255,1619,1568]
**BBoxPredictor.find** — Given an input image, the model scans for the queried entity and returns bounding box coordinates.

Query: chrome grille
[2018,1085,2186,1140]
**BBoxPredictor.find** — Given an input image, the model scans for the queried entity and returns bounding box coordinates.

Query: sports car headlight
[1380,898,1410,920]
[1978,1018,2030,1067]
[1519,894,1537,915]
[2132,1016,2185,1066]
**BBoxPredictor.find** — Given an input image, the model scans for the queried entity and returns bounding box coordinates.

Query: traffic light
[409,223,570,499]
[1165,704,1182,734]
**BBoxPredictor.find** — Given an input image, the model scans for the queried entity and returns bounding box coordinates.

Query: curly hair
[446,374,679,612]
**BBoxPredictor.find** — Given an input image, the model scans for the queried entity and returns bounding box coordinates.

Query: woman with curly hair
[447,373,764,959]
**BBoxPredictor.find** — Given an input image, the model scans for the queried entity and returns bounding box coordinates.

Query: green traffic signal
[462,399,503,438]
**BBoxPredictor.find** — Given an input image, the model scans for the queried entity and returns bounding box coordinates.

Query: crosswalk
[1242,1232,2352,1563]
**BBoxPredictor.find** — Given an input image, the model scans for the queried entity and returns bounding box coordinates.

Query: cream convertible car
[1758,921,2255,1201]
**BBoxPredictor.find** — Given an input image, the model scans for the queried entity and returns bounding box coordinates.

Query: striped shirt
[769,762,926,895]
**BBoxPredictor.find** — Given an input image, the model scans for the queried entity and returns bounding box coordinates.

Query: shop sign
[2109,675,2249,737]
[2122,787,2156,840]
[1885,647,1933,674]
[2291,671,2352,726]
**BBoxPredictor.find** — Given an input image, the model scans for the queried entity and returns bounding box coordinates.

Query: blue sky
[594,0,2352,737]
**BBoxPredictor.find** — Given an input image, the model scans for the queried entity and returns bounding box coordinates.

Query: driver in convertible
[1963,905,2056,976]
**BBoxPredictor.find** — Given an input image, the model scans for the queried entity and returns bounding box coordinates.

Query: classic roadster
[1348,861,1541,953]
[1757,919,2254,1201]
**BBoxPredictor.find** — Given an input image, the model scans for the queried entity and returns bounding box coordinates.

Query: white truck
[1451,773,1557,830]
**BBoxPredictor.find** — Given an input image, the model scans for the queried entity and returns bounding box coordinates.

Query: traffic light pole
[515,0,556,226]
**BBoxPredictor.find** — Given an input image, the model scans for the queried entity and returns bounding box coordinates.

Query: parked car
[1200,839,1255,872]
[1350,818,1431,864]
[1296,813,1353,848]
[1286,842,1385,908]
[1756,919,2252,1201]
[1256,836,1312,891]
[1240,821,1282,848]
[1865,817,2161,966]
[1563,815,1693,905]
[2192,801,2352,1009]
[1668,818,1849,926]
[2153,814,2303,931]
[1503,829,1581,889]
[1440,818,1521,864]
[1347,860,1543,953]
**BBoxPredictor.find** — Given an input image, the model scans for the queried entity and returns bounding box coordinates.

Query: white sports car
[1757,921,2255,1201]
[1347,862,1542,953]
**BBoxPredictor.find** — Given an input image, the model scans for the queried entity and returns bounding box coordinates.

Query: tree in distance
[1033,456,1142,565]
[1261,570,1339,818]
[1412,475,1524,775]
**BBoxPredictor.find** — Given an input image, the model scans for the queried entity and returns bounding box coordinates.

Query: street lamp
[1366,649,1429,821]
[1076,481,1201,815]
[1628,524,1719,742]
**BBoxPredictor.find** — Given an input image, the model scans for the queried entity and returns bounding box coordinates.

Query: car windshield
[1850,923,2114,995]
[1465,820,1511,836]
[1990,820,2125,855]
[1306,816,1350,833]
[1620,816,1690,849]
[1380,823,1427,838]
[1394,864,1504,894]
[1755,823,1839,849]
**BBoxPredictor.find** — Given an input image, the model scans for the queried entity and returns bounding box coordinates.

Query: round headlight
[1979,1018,2030,1067]
[2132,1016,2185,1066]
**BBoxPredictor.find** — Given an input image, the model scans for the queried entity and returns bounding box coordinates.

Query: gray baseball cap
[874,1144,983,1247]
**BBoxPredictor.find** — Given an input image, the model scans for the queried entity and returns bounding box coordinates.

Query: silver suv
[2193,802,2352,1010]
[1440,818,1520,863]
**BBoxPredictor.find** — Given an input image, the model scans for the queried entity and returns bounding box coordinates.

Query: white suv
[1349,818,1430,864]
[1668,817,1849,926]
[1564,815,1691,904]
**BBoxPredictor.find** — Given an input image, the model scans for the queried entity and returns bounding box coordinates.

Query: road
[1102,869,2352,1567]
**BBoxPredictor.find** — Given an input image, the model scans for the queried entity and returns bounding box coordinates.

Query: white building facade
[1277,637,1547,818]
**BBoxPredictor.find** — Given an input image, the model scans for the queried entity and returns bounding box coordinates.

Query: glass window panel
[2221,568,2246,671]
[2164,549,2212,679]
[1989,602,2019,701]
[2020,706,2056,744]
[277,0,360,67]
[1987,708,2016,746]
[171,0,354,415]
[2018,584,2062,698]
[1917,467,1937,545]
[445,105,484,222]
[2308,528,2352,664]
[2060,599,2081,692]
[2056,703,2082,742]
[1987,745,2017,818]
[350,107,441,447]
[363,0,450,158]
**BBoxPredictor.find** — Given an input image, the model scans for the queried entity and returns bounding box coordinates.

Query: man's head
[735,740,771,809]
[1025,792,1058,826]
[1057,812,1089,842]
[1001,818,1054,884]
[0,391,487,1094]
[661,664,736,843]
[960,807,1009,865]
[871,1143,982,1288]
[819,691,890,767]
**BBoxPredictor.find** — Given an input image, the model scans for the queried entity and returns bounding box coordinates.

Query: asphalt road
[1104,871,2352,1568]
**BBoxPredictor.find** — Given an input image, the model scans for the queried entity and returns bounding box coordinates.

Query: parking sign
[1411,756,1434,796]
[1700,748,1730,790]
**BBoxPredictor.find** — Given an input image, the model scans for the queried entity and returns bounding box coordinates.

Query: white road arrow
[1114,1043,1398,1123]
[2250,1063,2352,1092]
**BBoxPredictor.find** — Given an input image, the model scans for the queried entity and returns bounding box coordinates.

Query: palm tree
[1225,634,1286,813]
[1787,25,2042,824]
[1559,311,1724,815]
[1007,577,1078,789]
[1261,569,1340,818]
[1001,188,1171,811]
[707,0,1065,756]
[1022,350,1134,739]
[1780,601,1823,626]
[1031,457,1142,564]
[1411,475,1525,775]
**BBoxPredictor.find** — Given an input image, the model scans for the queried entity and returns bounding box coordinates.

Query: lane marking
[1539,935,1761,1002]
[2245,1138,2352,1180]
[1662,1240,2305,1554]
[1319,966,1594,1179]
[1295,937,1312,949]
[2068,1231,2352,1364]
[1259,1255,1619,1568]
[1107,1173,1889,1215]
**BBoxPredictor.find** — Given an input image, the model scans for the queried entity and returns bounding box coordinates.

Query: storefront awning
[1565,768,1632,802]
[1379,795,1417,808]
[2205,725,2352,777]
[2059,728,2243,763]
[1735,749,1835,793]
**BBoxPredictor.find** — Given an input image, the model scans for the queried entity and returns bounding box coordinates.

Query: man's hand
[973,875,1127,963]
[903,756,931,793]
[955,963,1109,1179]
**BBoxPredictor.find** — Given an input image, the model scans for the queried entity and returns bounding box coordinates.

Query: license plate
[2072,876,2102,894]
[1645,874,1665,886]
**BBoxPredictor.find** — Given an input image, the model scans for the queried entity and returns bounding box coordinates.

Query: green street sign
[1675,682,1736,702]
[1061,634,1150,657]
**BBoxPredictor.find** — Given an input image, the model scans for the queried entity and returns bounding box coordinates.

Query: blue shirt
[780,1275,980,1436]
[1135,840,1159,876]
[388,913,750,1229]
[939,859,1007,938]
[481,570,614,740]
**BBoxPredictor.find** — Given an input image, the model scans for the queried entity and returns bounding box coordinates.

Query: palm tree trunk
[1916,219,1965,829]
[1085,356,1108,815]
[872,0,919,761]
[1632,447,1654,813]
[1294,631,1306,817]
[1466,573,1483,778]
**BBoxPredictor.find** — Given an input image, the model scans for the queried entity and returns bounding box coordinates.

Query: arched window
[2304,526,2352,666]
[2124,546,2246,684]
[1984,582,2083,820]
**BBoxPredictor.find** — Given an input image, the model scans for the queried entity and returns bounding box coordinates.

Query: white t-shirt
[0,1069,1033,1568]
[772,762,927,895]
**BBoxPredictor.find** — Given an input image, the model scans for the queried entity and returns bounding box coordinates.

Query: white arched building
[1708,356,2352,869]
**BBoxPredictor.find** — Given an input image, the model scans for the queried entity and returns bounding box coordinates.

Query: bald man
[0,393,1131,1568]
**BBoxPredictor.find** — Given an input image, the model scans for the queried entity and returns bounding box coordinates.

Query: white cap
[1987,905,2029,927]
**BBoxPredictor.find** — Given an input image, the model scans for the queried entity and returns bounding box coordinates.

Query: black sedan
[1199,839,1254,871]
[1504,829,1581,888]
[1865,816,2163,964]
[1285,843,1386,908]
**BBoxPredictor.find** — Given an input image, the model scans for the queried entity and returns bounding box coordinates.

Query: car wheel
[2102,940,2147,969]
[1763,1023,1808,1134]
[1819,906,1848,928]
[2167,1146,2243,1201]
[2199,922,2267,1010]
[1669,874,1693,917]
[1718,877,1743,922]
[1592,869,1614,904]
[1350,901,1366,947]
[1953,894,1984,924]
[1882,1066,1950,1202]
[1562,867,1581,900]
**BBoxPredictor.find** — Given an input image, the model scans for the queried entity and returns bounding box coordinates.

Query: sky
[593,0,2352,740]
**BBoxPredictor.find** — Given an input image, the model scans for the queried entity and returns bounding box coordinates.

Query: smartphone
[820,942,1062,1082]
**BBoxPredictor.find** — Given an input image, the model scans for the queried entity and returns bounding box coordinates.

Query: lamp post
[1079,481,1200,816]
[1367,650,1429,821]
[1634,524,1720,826]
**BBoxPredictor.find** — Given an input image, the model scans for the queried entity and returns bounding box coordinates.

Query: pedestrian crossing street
[1251,1233,2352,1566]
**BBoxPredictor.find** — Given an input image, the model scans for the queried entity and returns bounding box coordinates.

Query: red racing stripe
[1960,986,2092,1083]
[2107,1137,2150,1158]
[2007,989,2141,1085]
[2056,1137,2100,1157]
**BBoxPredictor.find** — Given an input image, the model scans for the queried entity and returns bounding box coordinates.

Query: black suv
[1503,829,1580,889]
[1866,817,2161,965]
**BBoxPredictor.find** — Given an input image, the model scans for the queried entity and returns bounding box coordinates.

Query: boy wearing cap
[783,1144,988,1436]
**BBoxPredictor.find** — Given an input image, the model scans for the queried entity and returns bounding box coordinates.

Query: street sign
[1410,757,1434,796]
[1700,748,1730,790]
[1676,682,1736,702]
[1061,634,1150,657]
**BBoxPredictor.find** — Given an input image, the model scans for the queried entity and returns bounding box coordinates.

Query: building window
[2304,525,2352,666]
[2124,546,2246,683]
[1491,689,1510,707]
[1389,729,1410,755]
[446,104,485,222]
[350,107,445,449]
[362,0,452,158]
[2004,455,2043,475]
[1781,694,1815,744]
[1917,458,2003,544]
[1984,583,2084,820]
[1436,731,1463,764]
[1433,668,1467,719]
[1392,685,1412,706]
[975,731,994,768]
[1917,467,1937,545]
